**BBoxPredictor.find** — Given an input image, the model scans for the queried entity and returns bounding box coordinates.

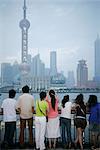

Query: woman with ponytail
[46,89,60,149]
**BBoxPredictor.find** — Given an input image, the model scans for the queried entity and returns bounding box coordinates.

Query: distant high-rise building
[77,60,88,88]
[45,68,50,77]
[67,71,75,87]
[94,34,100,81]
[12,61,20,83]
[1,63,13,86]
[50,51,57,76]
[31,54,45,77]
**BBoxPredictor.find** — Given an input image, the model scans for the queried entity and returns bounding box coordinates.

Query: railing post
[83,131,85,144]
[0,121,1,142]
[14,123,17,144]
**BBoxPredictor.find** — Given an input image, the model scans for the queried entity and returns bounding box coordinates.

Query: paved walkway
[0,142,92,150]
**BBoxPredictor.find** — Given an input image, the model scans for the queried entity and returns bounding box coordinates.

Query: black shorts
[74,118,87,129]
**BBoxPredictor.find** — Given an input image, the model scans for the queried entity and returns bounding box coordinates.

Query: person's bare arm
[32,106,35,113]
[0,108,3,114]
[16,108,21,114]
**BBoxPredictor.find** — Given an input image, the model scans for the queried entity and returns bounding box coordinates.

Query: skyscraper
[77,60,88,88]
[50,51,57,76]
[31,54,45,77]
[67,71,75,87]
[94,34,100,81]
[1,63,13,86]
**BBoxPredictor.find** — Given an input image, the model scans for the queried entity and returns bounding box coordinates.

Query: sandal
[91,146,96,150]
[68,142,71,149]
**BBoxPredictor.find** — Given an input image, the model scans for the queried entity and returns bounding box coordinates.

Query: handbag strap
[80,108,85,115]
[77,104,85,115]
[38,101,46,116]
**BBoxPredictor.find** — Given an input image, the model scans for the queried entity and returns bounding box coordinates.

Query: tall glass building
[50,51,57,76]
[77,60,88,88]
[1,63,13,86]
[94,34,100,81]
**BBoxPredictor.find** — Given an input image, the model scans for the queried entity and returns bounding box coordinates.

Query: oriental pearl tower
[19,0,30,74]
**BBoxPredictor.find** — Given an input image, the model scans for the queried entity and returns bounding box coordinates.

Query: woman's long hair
[87,95,97,108]
[62,95,69,108]
[75,94,85,110]
[49,89,56,111]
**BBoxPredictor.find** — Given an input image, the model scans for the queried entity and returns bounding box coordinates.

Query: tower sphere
[20,19,30,29]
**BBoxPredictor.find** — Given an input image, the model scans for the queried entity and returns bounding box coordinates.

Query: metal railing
[0,112,90,145]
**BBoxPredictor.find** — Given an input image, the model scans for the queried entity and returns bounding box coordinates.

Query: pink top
[46,97,59,118]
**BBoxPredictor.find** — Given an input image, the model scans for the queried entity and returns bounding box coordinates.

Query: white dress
[46,116,60,138]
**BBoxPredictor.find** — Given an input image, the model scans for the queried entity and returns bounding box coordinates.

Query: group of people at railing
[0,85,100,150]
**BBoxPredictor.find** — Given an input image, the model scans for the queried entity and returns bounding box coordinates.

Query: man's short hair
[9,89,16,98]
[22,85,29,93]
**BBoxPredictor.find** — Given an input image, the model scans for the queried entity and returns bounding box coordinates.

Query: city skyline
[0,0,100,79]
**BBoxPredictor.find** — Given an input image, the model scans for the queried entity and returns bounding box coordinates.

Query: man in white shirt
[16,85,34,148]
[1,89,16,148]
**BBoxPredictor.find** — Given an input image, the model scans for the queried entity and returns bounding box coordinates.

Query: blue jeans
[4,122,16,146]
[60,117,71,145]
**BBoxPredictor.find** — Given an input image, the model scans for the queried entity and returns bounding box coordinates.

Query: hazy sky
[0,0,100,79]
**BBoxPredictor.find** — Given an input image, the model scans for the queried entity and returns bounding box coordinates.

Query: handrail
[0,109,90,116]
[0,113,90,147]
